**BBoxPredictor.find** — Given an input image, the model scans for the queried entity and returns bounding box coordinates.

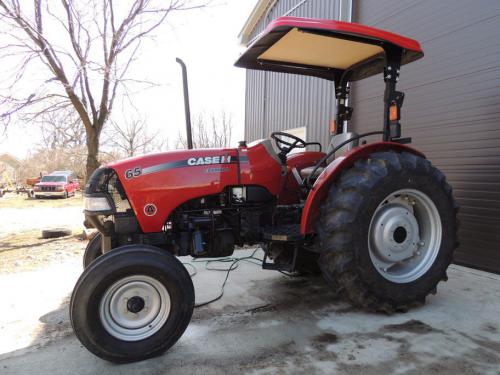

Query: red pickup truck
[34,171,80,199]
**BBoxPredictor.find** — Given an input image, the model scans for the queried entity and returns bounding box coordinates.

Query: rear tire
[70,245,195,363]
[317,151,458,313]
[296,250,321,275]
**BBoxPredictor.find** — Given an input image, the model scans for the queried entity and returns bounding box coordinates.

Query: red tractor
[71,17,458,362]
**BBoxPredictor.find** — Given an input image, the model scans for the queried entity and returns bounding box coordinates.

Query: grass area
[0,229,86,273]
[0,192,84,209]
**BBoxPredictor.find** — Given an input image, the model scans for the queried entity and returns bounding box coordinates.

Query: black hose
[304,131,384,189]
[188,248,264,308]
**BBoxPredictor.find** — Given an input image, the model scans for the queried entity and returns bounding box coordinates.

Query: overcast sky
[0,0,257,158]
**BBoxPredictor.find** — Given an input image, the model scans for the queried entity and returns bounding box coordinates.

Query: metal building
[239,0,500,273]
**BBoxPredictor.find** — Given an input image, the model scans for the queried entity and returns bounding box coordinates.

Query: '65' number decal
[125,167,142,180]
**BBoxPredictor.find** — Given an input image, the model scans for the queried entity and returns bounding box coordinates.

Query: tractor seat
[299,166,324,178]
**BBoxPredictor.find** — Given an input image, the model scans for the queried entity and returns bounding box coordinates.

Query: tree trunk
[85,127,100,183]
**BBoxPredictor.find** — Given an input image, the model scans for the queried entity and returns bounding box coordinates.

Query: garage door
[350,0,500,273]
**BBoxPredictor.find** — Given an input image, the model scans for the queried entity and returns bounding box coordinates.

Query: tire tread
[317,151,459,313]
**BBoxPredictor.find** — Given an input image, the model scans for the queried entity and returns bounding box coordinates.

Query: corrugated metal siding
[244,69,265,141]
[263,73,334,146]
[351,0,500,273]
[244,0,340,148]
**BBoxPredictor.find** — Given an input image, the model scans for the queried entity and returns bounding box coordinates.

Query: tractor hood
[107,148,238,177]
[105,147,241,233]
[97,140,284,234]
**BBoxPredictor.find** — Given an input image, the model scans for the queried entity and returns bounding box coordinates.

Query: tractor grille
[103,173,131,213]
[85,168,132,214]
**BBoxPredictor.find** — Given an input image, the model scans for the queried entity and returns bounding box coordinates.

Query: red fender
[300,142,425,234]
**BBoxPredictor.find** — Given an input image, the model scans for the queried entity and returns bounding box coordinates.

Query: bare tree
[0,0,207,180]
[177,111,233,148]
[107,117,166,157]
[38,104,86,149]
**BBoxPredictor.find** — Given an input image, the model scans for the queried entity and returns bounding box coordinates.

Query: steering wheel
[271,131,307,159]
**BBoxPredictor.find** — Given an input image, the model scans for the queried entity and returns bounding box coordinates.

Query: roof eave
[238,0,277,46]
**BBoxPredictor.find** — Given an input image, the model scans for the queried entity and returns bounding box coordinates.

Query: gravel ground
[0,221,86,355]
[0,194,83,235]
[0,207,83,234]
[0,195,86,352]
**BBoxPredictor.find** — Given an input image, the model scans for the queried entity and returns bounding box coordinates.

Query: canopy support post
[383,47,410,143]
[334,76,353,135]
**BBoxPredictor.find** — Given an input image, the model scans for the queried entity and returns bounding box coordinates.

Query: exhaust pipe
[176,57,193,149]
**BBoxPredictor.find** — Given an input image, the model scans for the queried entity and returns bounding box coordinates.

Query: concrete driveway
[0,249,499,375]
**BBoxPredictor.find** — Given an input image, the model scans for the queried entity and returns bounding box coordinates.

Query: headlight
[34,186,40,191]
[84,196,112,212]
[56,186,64,191]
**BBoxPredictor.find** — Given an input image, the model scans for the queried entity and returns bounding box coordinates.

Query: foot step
[262,224,303,242]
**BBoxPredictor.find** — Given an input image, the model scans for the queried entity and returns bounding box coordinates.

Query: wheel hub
[393,226,407,243]
[127,296,146,313]
[368,189,442,283]
[99,275,171,341]
[370,203,419,263]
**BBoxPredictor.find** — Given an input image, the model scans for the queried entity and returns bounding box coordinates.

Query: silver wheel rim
[368,189,442,283]
[99,275,171,341]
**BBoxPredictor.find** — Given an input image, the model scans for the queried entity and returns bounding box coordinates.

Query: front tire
[317,151,458,313]
[83,233,103,268]
[70,245,195,363]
